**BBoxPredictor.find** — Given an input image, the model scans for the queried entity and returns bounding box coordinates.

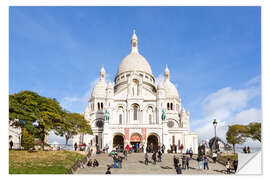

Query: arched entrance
[147,134,159,152]
[113,134,124,152]
[130,133,142,152]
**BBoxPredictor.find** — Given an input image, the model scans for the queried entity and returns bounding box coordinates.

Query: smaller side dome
[91,80,107,98]
[163,80,179,98]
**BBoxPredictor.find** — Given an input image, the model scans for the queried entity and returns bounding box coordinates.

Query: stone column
[103,117,109,151]
[162,117,169,154]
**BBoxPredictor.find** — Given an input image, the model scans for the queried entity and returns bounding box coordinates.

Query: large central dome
[116,30,153,76]
[117,52,152,76]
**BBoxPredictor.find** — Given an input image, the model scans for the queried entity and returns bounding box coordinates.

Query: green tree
[226,124,248,154]
[245,122,261,142]
[21,128,35,150]
[54,111,92,149]
[9,90,63,150]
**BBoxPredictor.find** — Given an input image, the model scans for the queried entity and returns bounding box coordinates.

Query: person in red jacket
[125,144,130,153]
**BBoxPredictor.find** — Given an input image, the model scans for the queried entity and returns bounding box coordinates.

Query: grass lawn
[9,150,85,174]
[217,153,238,164]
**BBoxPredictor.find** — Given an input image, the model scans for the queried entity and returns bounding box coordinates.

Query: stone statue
[104,109,110,121]
[161,109,166,121]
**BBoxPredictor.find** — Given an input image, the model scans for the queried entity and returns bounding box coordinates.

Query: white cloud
[60,78,99,113]
[229,108,261,125]
[193,76,261,143]
[245,75,261,87]
[61,97,80,109]
[155,74,164,86]
[203,86,258,115]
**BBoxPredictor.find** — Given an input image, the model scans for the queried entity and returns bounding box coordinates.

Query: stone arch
[113,133,125,151]
[117,106,124,124]
[130,132,142,142]
[131,103,140,121]
[147,133,160,152]
[146,106,154,124]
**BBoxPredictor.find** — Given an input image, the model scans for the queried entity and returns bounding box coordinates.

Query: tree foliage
[21,128,35,150]
[226,124,248,153]
[245,122,261,142]
[9,91,63,149]
[54,111,92,147]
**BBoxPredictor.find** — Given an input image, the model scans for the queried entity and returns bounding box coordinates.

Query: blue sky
[9,6,261,145]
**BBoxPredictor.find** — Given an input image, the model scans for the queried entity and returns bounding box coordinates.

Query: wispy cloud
[192,75,261,142]
[155,74,164,86]
[60,78,99,113]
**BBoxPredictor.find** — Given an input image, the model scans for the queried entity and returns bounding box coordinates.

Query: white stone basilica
[73,31,198,153]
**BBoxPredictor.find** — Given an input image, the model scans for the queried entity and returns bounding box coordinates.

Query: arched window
[147,106,153,124]
[119,114,122,124]
[132,104,139,120]
[98,103,100,110]
[101,102,103,110]
[167,103,170,110]
[170,103,173,110]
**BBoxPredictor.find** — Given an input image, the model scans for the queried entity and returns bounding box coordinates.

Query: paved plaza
[77,153,228,174]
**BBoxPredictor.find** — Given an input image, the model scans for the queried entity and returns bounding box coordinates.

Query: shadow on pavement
[160,166,173,169]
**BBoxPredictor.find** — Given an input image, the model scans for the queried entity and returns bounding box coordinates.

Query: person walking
[212,152,217,163]
[126,144,130,153]
[176,164,183,174]
[189,148,193,159]
[247,146,251,153]
[233,159,238,173]
[118,156,123,168]
[135,143,139,153]
[186,156,190,169]
[152,152,157,165]
[158,150,162,162]
[162,144,165,154]
[197,155,203,170]
[173,155,179,169]
[243,146,247,153]
[105,167,111,174]
[182,155,187,169]
[74,142,78,151]
[226,159,231,174]
[113,155,118,168]
[123,149,128,160]
[9,140,13,150]
[203,156,209,170]
[145,152,149,165]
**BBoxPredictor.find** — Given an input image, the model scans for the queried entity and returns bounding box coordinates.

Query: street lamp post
[213,119,218,138]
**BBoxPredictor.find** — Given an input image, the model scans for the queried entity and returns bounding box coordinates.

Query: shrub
[21,128,34,150]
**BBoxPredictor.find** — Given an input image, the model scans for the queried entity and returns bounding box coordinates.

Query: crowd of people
[80,142,239,175]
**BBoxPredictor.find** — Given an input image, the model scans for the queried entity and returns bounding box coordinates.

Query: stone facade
[73,31,198,153]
